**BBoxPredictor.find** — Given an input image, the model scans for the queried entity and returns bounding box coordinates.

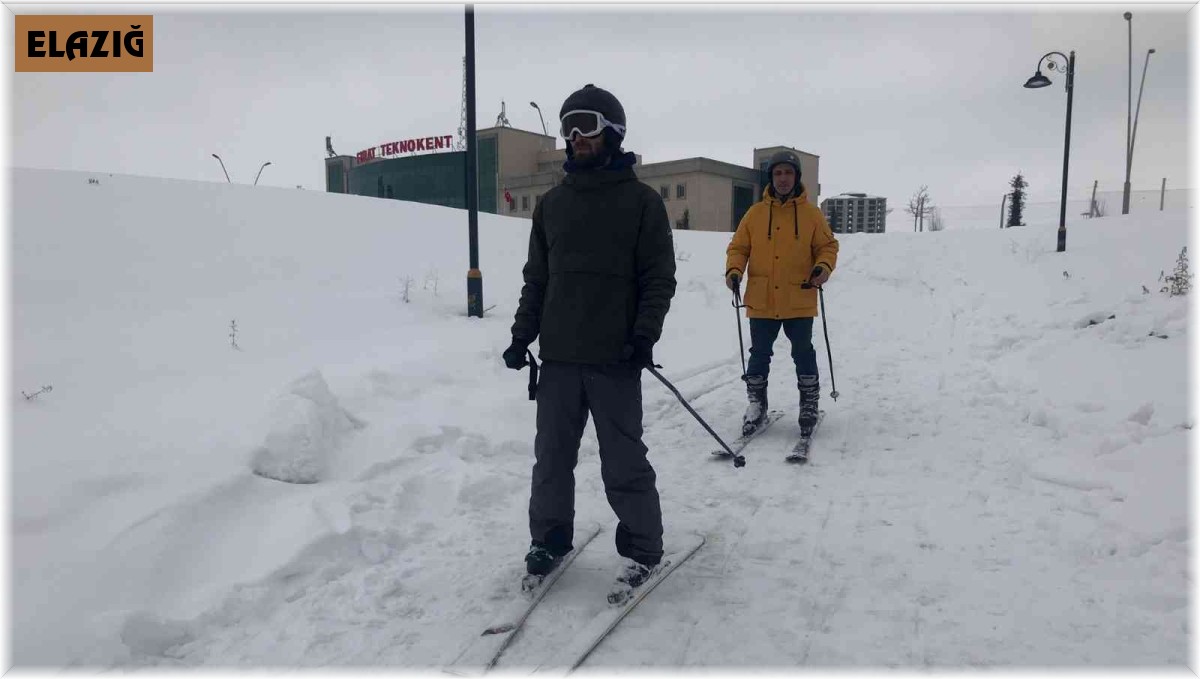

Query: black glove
[802,266,826,289]
[726,270,741,292]
[502,340,529,370]
[623,335,655,368]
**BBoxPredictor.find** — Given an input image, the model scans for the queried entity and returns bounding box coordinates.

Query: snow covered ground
[10,167,1192,670]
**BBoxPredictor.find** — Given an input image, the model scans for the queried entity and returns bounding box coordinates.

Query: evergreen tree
[1007,173,1028,227]
[1162,246,1191,296]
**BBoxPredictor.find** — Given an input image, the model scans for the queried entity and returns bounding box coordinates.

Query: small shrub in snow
[1160,247,1191,297]
[675,208,691,230]
[22,385,52,400]
[229,320,240,350]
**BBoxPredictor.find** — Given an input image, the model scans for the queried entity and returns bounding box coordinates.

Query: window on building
[677,184,687,199]
[509,199,517,213]
[660,186,670,200]
[522,195,529,211]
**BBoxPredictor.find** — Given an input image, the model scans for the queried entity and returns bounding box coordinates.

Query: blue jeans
[747,317,819,382]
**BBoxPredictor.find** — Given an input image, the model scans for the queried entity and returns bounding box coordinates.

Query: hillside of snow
[11,167,1191,668]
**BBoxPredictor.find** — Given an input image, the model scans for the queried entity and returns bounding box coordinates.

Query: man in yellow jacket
[725,150,839,438]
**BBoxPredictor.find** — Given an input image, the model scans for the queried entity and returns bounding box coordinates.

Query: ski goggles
[559,109,626,140]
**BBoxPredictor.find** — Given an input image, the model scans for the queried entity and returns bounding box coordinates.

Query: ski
[786,410,825,464]
[711,410,784,458]
[533,532,706,673]
[445,522,602,676]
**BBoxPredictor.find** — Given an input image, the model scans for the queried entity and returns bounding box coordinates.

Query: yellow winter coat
[725,185,839,319]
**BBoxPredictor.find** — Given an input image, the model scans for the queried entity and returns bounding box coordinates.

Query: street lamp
[254,161,272,186]
[1127,46,1156,213]
[530,101,548,136]
[211,153,231,183]
[1024,50,1075,253]
[1123,13,1156,214]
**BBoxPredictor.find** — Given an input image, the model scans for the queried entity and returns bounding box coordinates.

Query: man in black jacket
[503,84,676,594]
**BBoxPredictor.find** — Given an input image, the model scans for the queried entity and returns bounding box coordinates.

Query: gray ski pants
[529,360,664,566]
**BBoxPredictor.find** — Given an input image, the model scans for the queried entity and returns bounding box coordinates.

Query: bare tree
[906,185,934,232]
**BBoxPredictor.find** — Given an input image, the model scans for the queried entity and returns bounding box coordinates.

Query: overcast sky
[8,2,1193,210]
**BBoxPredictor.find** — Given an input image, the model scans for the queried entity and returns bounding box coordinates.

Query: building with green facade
[325,127,819,233]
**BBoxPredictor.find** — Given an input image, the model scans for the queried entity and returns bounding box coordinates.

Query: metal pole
[732,287,746,377]
[254,161,271,186]
[530,101,548,136]
[1057,51,1075,253]
[211,153,230,183]
[1089,180,1098,217]
[1000,193,1008,228]
[645,365,745,468]
[818,287,838,401]
[465,5,483,318]
[1161,177,1167,210]
[1122,12,1132,215]
[1129,48,1155,209]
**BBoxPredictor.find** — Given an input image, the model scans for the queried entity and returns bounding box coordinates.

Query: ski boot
[798,375,820,438]
[741,374,768,436]
[607,557,661,605]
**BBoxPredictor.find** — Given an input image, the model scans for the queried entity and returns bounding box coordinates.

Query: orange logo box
[15,15,153,72]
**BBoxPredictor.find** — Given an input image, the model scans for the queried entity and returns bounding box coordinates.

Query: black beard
[572,148,612,169]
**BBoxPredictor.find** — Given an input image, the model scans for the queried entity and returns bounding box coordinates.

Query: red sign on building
[357,135,455,164]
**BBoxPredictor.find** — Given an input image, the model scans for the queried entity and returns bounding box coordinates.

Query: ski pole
[732,286,747,378]
[817,287,839,400]
[645,365,746,469]
[801,282,839,401]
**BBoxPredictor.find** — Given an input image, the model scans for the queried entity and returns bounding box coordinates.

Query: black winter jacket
[511,163,676,365]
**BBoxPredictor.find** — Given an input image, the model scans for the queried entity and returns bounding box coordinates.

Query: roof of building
[825,193,886,201]
[638,156,760,182]
[754,145,820,160]
[477,125,556,141]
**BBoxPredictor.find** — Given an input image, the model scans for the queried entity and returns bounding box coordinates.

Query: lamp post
[530,101,549,136]
[254,161,272,186]
[1122,13,1156,214]
[465,5,483,318]
[1024,50,1075,253]
[1123,12,1132,214]
[211,153,231,183]
[1127,46,1156,212]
